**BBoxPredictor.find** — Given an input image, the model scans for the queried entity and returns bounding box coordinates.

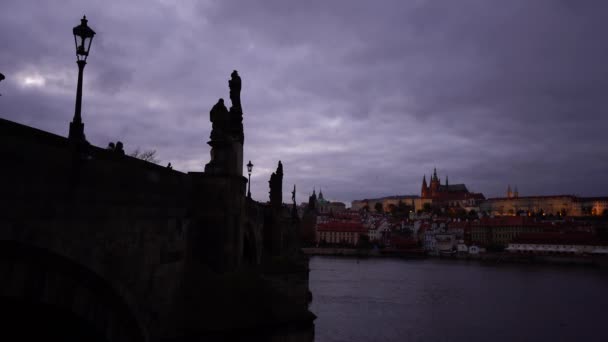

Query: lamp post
[68,15,96,143]
[247,160,253,199]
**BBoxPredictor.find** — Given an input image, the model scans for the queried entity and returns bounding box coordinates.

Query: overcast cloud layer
[1,0,607,204]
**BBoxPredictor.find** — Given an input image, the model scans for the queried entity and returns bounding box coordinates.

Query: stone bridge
[0,72,314,341]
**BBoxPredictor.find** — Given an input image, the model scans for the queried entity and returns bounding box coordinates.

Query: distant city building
[315,189,347,214]
[351,170,607,219]
[316,221,367,246]
[352,195,420,212]
[299,190,319,245]
[481,188,608,217]
[481,194,577,216]
[581,197,608,216]
[420,168,485,210]
[298,189,348,246]
[352,168,485,214]
[506,232,608,255]
[435,233,457,254]
[362,214,391,244]
[470,216,552,246]
[506,184,519,199]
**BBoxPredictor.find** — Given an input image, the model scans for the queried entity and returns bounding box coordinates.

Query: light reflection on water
[309,256,608,342]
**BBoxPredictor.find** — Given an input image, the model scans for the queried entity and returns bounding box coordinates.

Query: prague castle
[420,168,485,209]
[351,168,607,217]
[352,168,484,213]
[481,186,608,217]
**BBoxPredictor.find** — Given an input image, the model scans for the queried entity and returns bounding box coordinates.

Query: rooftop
[352,195,420,203]
[316,222,367,233]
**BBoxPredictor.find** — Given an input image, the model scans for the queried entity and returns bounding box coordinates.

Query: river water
[309,256,608,342]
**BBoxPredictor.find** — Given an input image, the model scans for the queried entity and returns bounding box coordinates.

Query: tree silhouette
[130,148,160,164]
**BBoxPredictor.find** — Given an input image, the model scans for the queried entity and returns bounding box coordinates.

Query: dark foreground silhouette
[0,68,314,341]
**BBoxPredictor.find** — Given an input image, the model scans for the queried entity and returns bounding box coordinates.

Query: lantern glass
[73,16,96,62]
[247,161,253,173]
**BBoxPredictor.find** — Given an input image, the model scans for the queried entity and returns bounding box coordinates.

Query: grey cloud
[1,0,607,204]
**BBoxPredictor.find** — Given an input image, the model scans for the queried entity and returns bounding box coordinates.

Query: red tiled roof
[333,212,361,220]
[316,222,367,233]
[474,216,553,227]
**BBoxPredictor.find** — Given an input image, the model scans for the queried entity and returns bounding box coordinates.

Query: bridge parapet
[0,116,314,340]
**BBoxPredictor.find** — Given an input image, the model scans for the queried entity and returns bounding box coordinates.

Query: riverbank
[459,252,607,268]
[301,247,608,268]
[302,247,426,258]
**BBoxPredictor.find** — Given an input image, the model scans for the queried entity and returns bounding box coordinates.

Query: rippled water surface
[309,256,608,342]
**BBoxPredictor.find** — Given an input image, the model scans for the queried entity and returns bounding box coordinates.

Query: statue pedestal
[204,139,243,176]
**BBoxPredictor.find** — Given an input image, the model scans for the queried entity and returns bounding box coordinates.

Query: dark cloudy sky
[1,0,607,204]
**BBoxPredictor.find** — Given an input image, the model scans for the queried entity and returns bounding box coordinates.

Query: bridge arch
[0,240,147,342]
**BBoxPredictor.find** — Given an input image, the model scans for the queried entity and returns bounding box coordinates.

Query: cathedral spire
[445,175,449,187]
[421,175,429,198]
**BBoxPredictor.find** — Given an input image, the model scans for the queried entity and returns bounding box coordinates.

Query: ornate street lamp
[247,160,254,198]
[68,15,96,143]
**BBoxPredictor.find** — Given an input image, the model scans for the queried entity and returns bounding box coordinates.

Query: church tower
[421,175,429,198]
[429,168,440,197]
[507,185,513,198]
[308,188,317,211]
